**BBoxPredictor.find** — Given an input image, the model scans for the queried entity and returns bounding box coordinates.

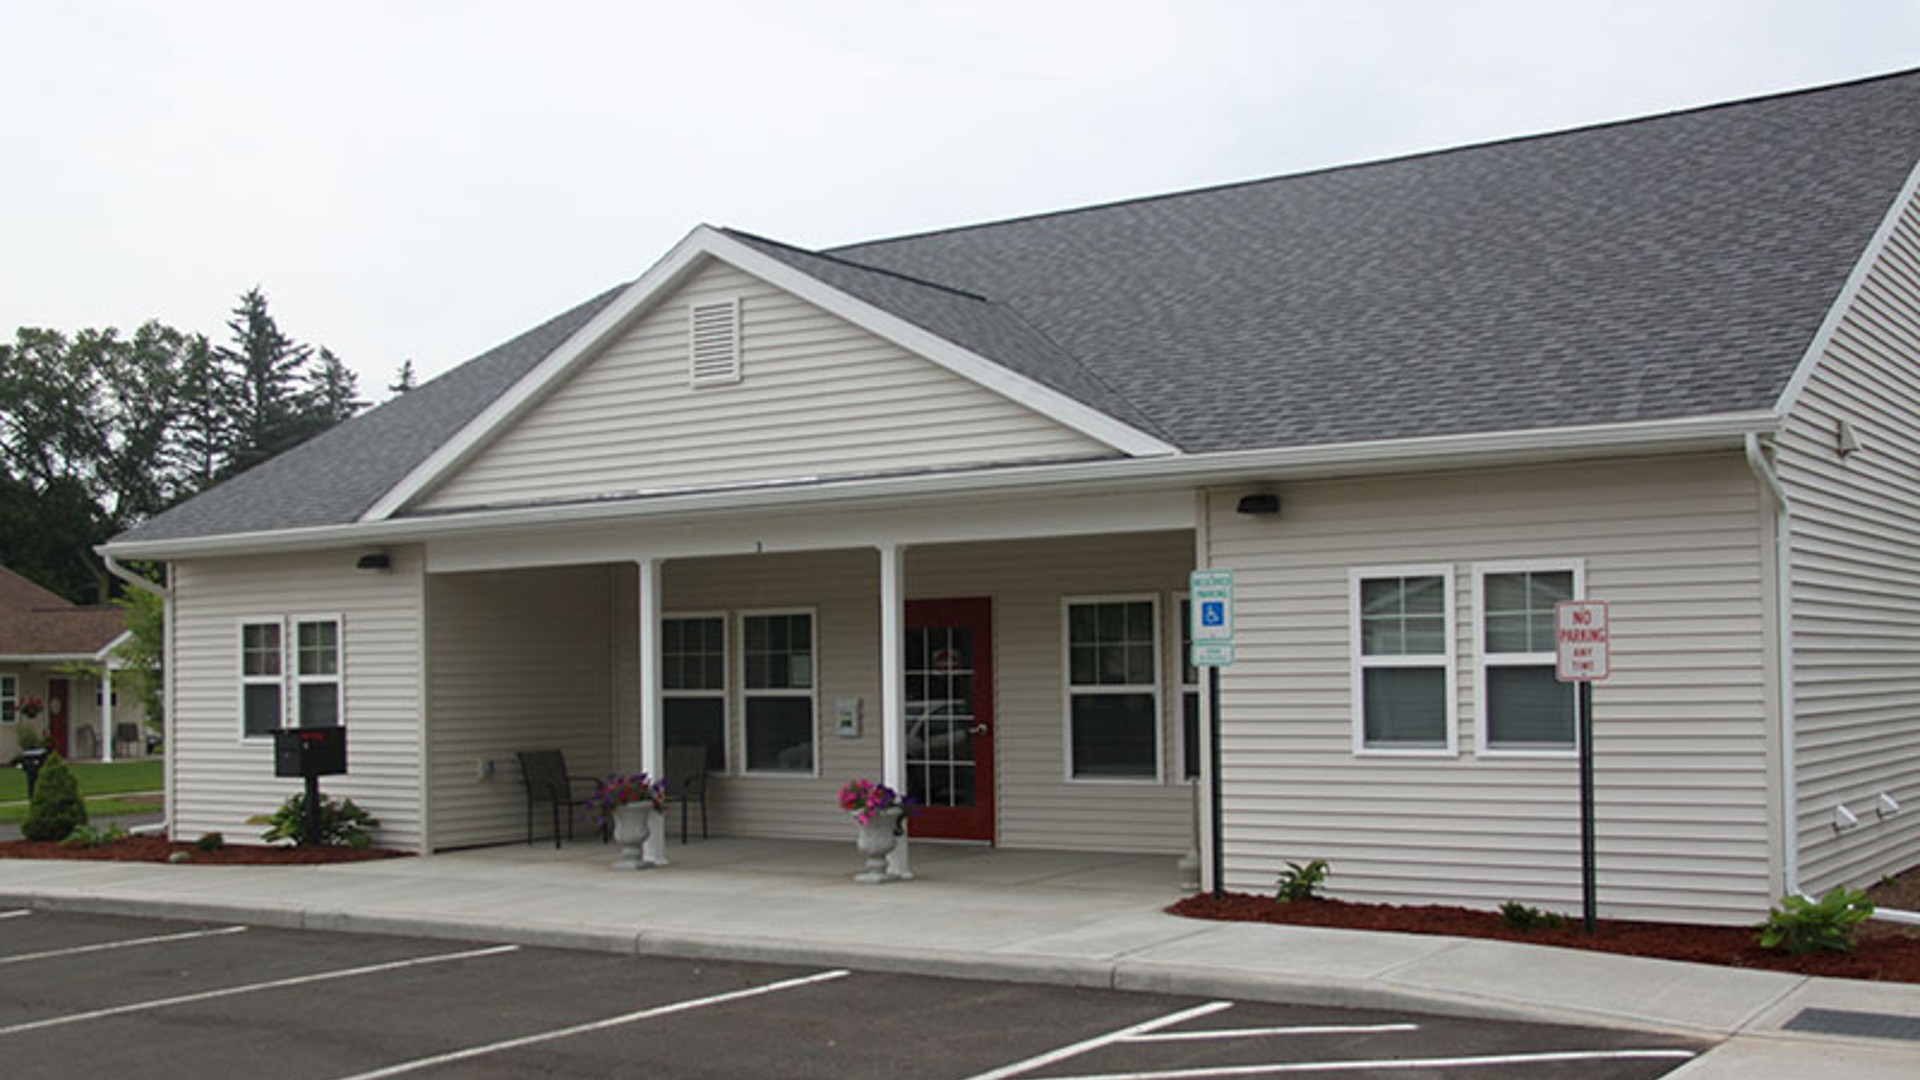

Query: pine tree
[388,359,418,396]
[220,287,312,474]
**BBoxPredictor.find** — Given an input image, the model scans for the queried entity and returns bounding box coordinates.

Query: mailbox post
[274,727,347,845]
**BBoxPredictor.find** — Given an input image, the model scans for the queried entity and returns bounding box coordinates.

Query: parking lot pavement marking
[0,910,28,920]
[1123,1023,1421,1043]
[322,968,854,1080]
[0,924,248,966]
[1030,1047,1700,1080]
[0,942,520,1036]
[963,1000,1237,1080]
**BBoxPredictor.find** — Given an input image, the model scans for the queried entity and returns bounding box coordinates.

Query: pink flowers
[838,778,915,826]
[586,773,667,825]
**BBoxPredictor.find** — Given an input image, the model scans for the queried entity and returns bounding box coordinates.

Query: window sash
[241,620,284,738]
[1351,568,1456,755]
[292,618,341,728]
[741,611,816,775]
[1475,564,1580,754]
[1065,597,1161,781]
[1,674,16,724]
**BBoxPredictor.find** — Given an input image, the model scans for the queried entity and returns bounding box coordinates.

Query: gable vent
[688,298,742,387]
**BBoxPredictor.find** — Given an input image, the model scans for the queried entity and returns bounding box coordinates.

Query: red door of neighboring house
[904,598,994,842]
[46,677,70,758]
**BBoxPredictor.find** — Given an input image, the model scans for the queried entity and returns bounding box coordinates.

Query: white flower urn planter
[851,807,907,884]
[611,803,654,870]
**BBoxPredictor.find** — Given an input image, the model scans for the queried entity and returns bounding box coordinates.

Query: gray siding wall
[1776,180,1920,896]
[1206,455,1775,923]
[421,534,1195,852]
[169,549,427,850]
[420,259,1113,512]
[425,565,627,849]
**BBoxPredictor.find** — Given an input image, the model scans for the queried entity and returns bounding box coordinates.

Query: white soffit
[362,225,1175,523]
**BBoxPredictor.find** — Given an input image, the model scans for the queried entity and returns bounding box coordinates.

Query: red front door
[905,598,994,842]
[46,678,70,758]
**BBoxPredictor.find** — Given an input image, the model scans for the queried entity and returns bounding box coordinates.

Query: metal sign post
[1555,600,1610,934]
[1190,570,1234,899]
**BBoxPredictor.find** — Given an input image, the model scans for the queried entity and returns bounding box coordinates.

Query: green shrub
[253,792,380,848]
[20,753,89,842]
[61,822,129,848]
[1499,901,1568,931]
[195,831,225,852]
[1276,858,1330,902]
[1757,887,1875,954]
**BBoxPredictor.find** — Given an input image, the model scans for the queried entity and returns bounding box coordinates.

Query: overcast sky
[4,1,1918,397]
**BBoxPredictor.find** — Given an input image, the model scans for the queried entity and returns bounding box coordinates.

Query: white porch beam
[636,557,667,868]
[878,542,912,881]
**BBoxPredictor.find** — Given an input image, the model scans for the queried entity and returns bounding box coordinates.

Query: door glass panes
[905,626,976,808]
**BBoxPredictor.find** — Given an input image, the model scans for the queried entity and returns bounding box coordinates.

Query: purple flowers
[838,778,917,826]
[586,773,667,826]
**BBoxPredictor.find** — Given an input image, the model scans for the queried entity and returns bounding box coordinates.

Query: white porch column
[100,666,115,763]
[637,557,668,867]
[879,542,912,880]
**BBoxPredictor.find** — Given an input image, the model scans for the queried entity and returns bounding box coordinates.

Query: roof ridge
[722,228,992,302]
[827,66,1920,253]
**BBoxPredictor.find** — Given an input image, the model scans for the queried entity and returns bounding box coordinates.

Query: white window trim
[1,673,16,725]
[739,607,819,778]
[1472,560,1584,759]
[238,614,344,743]
[290,613,344,730]
[663,610,730,775]
[237,616,286,743]
[1174,593,1199,784]
[1061,593,1164,785]
[1349,565,1459,758]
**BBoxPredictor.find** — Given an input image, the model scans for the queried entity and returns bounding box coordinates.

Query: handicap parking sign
[1200,601,1226,627]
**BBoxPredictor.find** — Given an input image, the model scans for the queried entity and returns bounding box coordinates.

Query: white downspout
[1744,434,1801,900]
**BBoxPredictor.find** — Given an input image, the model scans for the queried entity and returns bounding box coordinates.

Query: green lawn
[0,758,163,803]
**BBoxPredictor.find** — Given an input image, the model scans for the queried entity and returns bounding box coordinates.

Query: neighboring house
[0,568,134,762]
[103,70,1920,923]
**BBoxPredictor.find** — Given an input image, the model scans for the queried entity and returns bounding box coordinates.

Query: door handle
[970,723,991,736]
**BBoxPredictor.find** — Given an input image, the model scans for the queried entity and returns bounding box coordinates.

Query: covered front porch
[418,497,1203,872]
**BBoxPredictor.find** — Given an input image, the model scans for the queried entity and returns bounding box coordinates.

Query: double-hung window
[742,610,815,774]
[663,614,727,773]
[1475,563,1580,754]
[1351,568,1455,754]
[1,674,17,725]
[240,616,342,739]
[1065,596,1160,780]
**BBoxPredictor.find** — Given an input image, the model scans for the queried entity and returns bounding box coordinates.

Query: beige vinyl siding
[425,565,627,849]
[419,259,1114,512]
[1207,454,1774,923]
[169,549,426,850]
[1776,182,1920,896]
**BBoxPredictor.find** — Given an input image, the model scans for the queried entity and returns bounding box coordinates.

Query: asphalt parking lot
[0,909,1709,1079]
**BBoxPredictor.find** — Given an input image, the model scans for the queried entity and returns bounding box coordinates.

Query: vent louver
[688,299,742,387]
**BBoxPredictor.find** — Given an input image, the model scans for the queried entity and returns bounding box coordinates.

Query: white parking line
[0,943,519,1036]
[1039,1047,1699,1080]
[963,1001,1236,1080]
[0,910,29,920]
[1124,1023,1420,1043]
[323,968,853,1080]
[0,925,248,966]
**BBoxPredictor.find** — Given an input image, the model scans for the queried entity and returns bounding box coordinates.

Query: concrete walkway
[1,838,1916,1078]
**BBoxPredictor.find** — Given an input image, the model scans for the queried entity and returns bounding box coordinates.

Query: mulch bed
[0,836,410,865]
[1168,892,1920,984]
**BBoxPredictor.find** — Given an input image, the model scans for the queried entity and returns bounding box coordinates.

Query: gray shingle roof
[115,70,1920,546]
[829,70,1920,452]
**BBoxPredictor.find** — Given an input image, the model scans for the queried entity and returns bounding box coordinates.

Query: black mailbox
[274,726,347,778]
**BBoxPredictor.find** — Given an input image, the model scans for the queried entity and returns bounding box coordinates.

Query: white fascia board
[102,408,1776,563]
[1774,154,1920,420]
[361,226,1172,523]
[0,653,103,664]
[708,231,1177,458]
